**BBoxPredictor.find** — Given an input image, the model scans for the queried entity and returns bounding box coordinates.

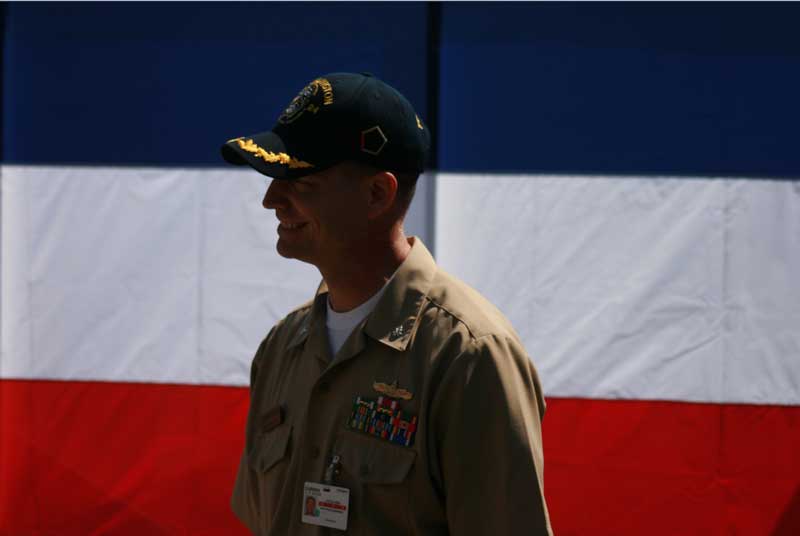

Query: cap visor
[220,131,316,180]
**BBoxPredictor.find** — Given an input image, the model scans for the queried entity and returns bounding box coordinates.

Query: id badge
[301,481,350,531]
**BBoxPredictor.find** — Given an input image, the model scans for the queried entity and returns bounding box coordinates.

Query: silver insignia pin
[389,325,405,341]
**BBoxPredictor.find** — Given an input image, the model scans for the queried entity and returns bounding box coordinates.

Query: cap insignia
[279,77,334,124]
[232,138,313,169]
[372,380,414,401]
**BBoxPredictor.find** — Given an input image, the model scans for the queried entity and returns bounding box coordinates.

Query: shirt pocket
[248,423,292,473]
[335,429,417,534]
[247,423,293,528]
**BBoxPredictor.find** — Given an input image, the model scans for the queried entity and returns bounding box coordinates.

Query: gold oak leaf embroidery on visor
[231,138,313,169]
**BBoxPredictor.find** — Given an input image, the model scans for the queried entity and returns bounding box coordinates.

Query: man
[304,496,318,517]
[221,72,553,535]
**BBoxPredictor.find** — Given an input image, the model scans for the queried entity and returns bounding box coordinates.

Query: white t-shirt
[326,283,389,358]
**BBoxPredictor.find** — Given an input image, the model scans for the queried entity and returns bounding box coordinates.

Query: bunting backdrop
[2,3,799,535]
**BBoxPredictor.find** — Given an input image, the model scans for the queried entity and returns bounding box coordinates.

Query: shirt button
[310,446,320,460]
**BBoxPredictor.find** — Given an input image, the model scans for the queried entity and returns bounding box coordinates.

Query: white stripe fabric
[436,174,800,405]
[3,167,799,406]
[1,166,321,385]
[0,165,433,386]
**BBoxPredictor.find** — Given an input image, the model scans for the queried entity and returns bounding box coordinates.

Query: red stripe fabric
[543,398,800,536]
[0,379,250,535]
[2,381,799,535]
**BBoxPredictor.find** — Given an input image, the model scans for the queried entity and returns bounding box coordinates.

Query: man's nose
[262,179,287,210]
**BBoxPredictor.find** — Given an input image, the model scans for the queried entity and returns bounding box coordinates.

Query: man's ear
[366,171,398,219]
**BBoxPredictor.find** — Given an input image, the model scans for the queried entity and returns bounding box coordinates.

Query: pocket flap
[249,424,292,473]
[338,430,417,484]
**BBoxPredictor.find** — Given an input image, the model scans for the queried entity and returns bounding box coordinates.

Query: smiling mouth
[279,222,307,230]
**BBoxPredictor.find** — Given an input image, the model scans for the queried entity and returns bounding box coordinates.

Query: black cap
[221,72,430,179]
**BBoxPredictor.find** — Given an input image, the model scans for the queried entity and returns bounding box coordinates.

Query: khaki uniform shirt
[232,238,553,535]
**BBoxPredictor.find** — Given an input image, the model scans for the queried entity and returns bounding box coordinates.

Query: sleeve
[230,329,274,534]
[432,333,553,536]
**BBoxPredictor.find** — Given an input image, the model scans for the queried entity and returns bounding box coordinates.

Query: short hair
[393,170,420,216]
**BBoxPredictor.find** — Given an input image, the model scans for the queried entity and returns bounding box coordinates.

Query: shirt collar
[291,237,437,352]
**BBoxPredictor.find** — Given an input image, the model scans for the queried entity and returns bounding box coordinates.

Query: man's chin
[275,241,296,259]
[275,242,315,265]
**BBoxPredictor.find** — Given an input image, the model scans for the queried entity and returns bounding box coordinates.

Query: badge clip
[324,454,341,485]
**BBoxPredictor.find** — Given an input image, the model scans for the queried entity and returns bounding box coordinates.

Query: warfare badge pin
[372,380,413,401]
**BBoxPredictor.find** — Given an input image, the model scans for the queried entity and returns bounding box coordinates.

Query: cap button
[360,71,375,77]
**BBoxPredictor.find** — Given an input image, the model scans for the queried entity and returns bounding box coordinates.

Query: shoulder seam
[424,297,517,350]
[423,295,480,342]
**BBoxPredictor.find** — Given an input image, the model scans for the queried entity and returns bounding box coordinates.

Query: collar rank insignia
[372,380,413,401]
[389,325,405,341]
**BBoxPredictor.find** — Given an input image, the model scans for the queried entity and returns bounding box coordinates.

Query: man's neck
[322,232,412,312]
